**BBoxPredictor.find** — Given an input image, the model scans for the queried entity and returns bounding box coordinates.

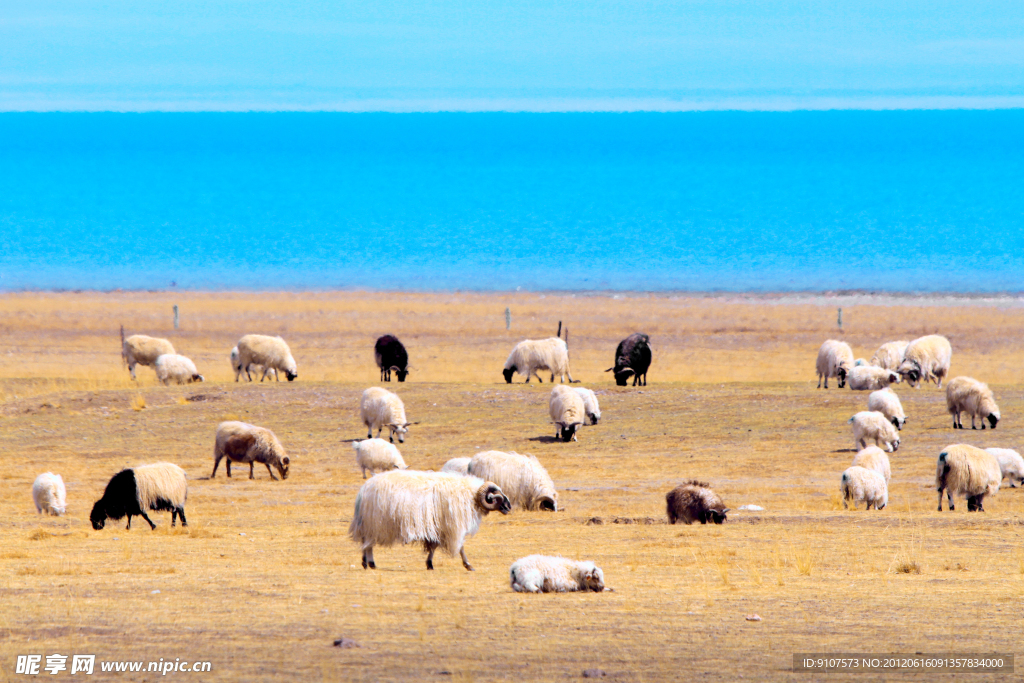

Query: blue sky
[3,0,1023,111]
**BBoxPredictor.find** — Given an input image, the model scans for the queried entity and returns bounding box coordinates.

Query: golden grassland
[2,291,1024,682]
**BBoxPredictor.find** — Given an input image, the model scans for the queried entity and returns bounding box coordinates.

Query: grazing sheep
[440,457,471,475]
[573,387,602,425]
[211,421,290,480]
[90,463,187,530]
[360,387,413,443]
[503,337,575,384]
[374,335,409,382]
[867,388,907,431]
[815,340,855,389]
[605,333,652,386]
[898,335,952,388]
[32,472,66,516]
[666,481,728,524]
[121,331,175,380]
[231,345,276,382]
[352,438,407,479]
[847,366,900,391]
[349,470,512,571]
[467,450,557,511]
[851,446,891,484]
[154,353,204,385]
[235,334,297,382]
[936,444,1001,511]
[946,376,1000,430]
[510,555,607,593]
[549,385,585,442]
[985,448,1024,487]
[840,466,888,510]
[870,340,909,370]
[849,411,900,452]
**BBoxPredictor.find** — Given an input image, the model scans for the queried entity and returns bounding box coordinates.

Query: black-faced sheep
[815,340,854,389]
[605,333,652,386]
[946,376,1000,430]
[510,555,607,593]
[573,387,601,424]
[503,338,575,384]
[549,385,585,442]
[32,472,66,516]
[360,387,413,443]
[986,448,1024,487]
[235,334,297,382]
[847,366,900,391]
[898,334,952,388]
[231,345,276,381]
[867,388,907,430]
[466,450,557,511]
[666,481,728,524]
[212,421,290,480]
[121,331,175,380]
[90,463,187,530]
[374,335,409,382]
[936,444,1001,511]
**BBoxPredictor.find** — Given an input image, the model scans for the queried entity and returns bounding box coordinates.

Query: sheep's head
[556,422,579,442]
[191,374,204,383]
[536,495,557,512]
[987,412,1000,429]
[285,370,297,382]
[705,508,729,524]
[389,423,411,444]
[891,416,907,431]
[836,365,849,388]
[579,563,605,592]
[890,438,900,452]
[614,368,634,386]
[478,483,512,514]
[503,367,516,383]
[90,501,107,530]
[393,366,409,382]
[898,360,921,386]
[887,372,900,385]
[587,411,601,425]
[277,456,290,480]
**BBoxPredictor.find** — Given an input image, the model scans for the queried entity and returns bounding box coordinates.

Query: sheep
[352,438,407,479]
[90,463,187,530]
[510,555,607,593]
[374,335,409,382]
[348,470,512,571]
[503,337,575,384]
[32,472,66,516]
[440,457,471,475]
[815,340,854,389]
[936,444,1001,511]
[666,481,728,524]
[985,448,1024,487]
[847,366,900,391]
[211,421,290,480]
[549,385,585,442]
[897,334,952,388]
[946,376,1000,430]
[467,450,557,511]
[231,345,276,381]
[235,334,297,382]
[121,331,175,380]
[605,333,652,386]
[867,388,907,431]
[154,353,204,385]
[870,340,909,370]
[840,466,888,510]
[851,446,891,483]
[573,387,601,425]
[360,387,414,443]
[849,411,900,452]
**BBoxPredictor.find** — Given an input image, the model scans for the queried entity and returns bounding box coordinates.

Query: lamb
[360,387,413,443]
[352,438,407,479]
[466,450,557,511]
[90,463,187,530]
[510,555,607,593]
[867,388,907,430]
[374,335,409,382]
[936,444,1001,511]
[349,470,512,571]
[121,330,175,380]
[897,334,952,388]
[573,387,602,424]
[870,340,909,370]
[154,353,204,385]
[605,333,652,386]
[946,376,1000,430]
[847,366,900,391]
[32,472,66,516]
[235,334,297,382]
[211,421,290,480]
[231,345,275,381]
[849,411,900,452]
[815,340,855,389]
[549,385,585,442]
[851,446,891,483]
[840,466,888,510]
[440,457,471,475]
[666,481,728,524]
[985,448,1024,487]
[503,337,575,384]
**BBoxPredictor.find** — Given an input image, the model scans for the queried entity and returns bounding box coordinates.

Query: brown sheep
[666,481,728,524]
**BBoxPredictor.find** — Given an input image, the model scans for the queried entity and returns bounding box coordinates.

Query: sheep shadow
[833,448,858,453]
[528,436,562,444]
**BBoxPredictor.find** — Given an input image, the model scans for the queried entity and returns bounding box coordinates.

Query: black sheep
[90,463,188,531]
[374,335,409,382]
[606,333,652,386]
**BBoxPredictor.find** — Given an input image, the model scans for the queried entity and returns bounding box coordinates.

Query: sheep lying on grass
[666,481,728,524]
[898,335,952,388]
[352,438,407,479]
[467,450,557,511]
[549,385,585,442]
[32,472,66,516]
[867,388,907,430]
[936,444,1001,511]
[841,466,888,510]
[235,334,297,382]
[212,421,290,480]
[849,411,900,452]
[122,332,175,380]
[510,555,607,593]
[986,448,1024,487]
[90,463,187,530]
[946,376,1000,430]
[816,340,854,389]
[155,353,204,385]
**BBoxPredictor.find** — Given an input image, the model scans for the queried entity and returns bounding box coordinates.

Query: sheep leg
[176,507,187,527]
[425,542,438,570]
[362,547,375,569]
[211,455,223,478]
[971,414,977,429]
[139,511,156,530]
[126,515,133,530]
[129,362,137,380]
[249,462,255,480]
[361,467,367,479]
[260,366,270,382]
[532,369,543,383]
[225,460,232,477]
[947,490,955,511]
[265,462,279,480]
[459,546,475,571]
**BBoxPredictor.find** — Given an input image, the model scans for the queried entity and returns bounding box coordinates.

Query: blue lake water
[1,111,1022,291]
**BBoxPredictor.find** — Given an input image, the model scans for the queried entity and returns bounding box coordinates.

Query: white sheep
[122,333,175,380]
[549,385,585,442]
[360,387,413,443]
[870,340,909,370]
[510,555,607,593]
[211,421,290,480]
[851,446,891,483]
[348,470,511,571]
[32,472,66,516]
[815,340,854,389]
[231,345,276,381]
[503,337,575,384]
[849,411,900,452]
[841,465,888,510]
[867,388,907,431]
[467,450,557,511]
[352,438,407,479]
[847,365,900,391]
[985,448,1024,487]
[235,334,297,382]
[898,335,952,388]
[154,353,204,385]
[573,387,601,425]
[936,444,1001,511]
[440,457,471,475]
[946,376,1000,430]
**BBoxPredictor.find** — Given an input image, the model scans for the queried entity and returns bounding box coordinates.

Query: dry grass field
[2,291,1024,682]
